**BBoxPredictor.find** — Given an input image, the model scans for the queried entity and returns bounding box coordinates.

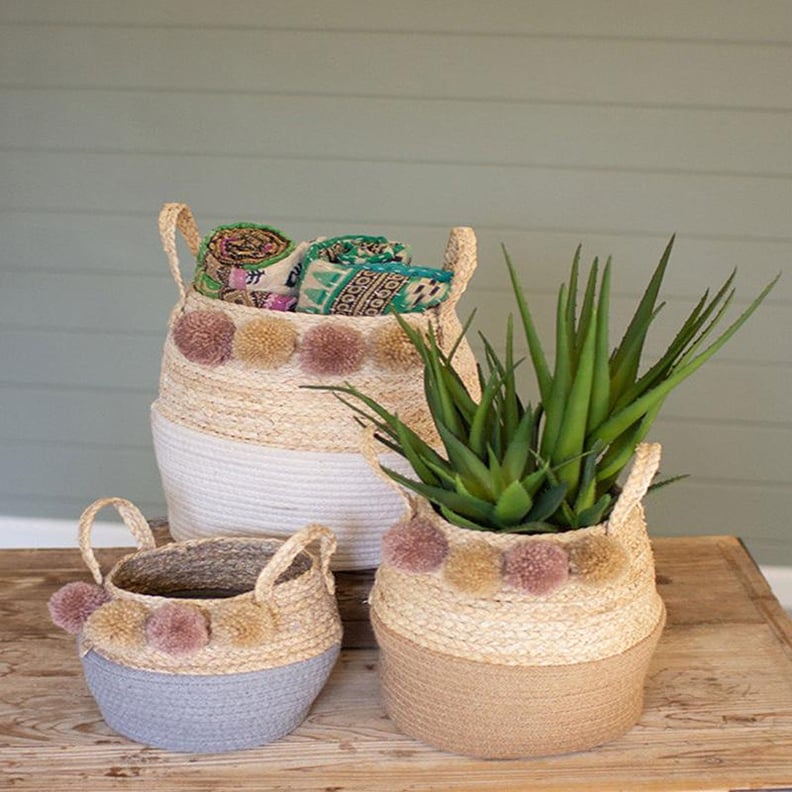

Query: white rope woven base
[151,407,412,570]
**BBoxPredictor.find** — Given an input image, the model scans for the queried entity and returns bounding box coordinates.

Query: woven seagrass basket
[370,443,667,759]
[49,498,342,753]
[152,203,479,570]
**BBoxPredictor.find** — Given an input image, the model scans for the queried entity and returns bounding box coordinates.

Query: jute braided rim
[79,496,336,600]
[368,443,665,666]
[77,497,342,675]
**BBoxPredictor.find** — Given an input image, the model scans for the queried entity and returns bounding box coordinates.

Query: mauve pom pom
[48,581,110,634]
[145,602,210,656]
[299,323,366,376]
[504,541,569,595]
[172,310,235,366]
[382,517,449,573]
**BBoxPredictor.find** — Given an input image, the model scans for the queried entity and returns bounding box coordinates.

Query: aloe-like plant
[324,238,778,533]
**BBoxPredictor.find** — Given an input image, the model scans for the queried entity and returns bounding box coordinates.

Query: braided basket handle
[158,202,203,306]
[254,524,337,608]
[439,226,477,314]
[607,442,662,536]
[78,497,157,585]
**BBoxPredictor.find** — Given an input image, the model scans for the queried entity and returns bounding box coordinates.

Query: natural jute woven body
[74,497,342,752]
[152,203,479,568]
[370,443,667,758]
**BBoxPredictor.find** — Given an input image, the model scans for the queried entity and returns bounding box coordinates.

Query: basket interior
[109,538,311,599]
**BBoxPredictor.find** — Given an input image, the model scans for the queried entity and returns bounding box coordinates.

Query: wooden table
[1,536,791,791]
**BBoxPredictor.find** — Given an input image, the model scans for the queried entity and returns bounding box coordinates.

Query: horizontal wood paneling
[3,270,787,365]
[2,26,791,110]
[0,493,166,523]
[5,152,792,239]
[0,386,154,447]
[0,442,163,506]
[465,294,790,365]
[3,211,790,302]
[2,1,792,42]
[4,89,792,178]
[0,329,160,390]
[645,482,792,564]
[2,353,789,449]
[647,419,791,487]
[1,2,790,562]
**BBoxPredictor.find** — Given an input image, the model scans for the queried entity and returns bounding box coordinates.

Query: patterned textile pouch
[296,235,453,315]
[194,222,307,309]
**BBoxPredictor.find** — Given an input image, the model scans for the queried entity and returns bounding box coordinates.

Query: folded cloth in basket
[296,234,453,316]
[194,223,307,306]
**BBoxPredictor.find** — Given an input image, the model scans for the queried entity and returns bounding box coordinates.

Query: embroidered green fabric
[296,235,453,316]
[193,223,300,304]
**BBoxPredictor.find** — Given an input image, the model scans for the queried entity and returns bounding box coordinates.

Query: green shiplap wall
[1,1,790,563]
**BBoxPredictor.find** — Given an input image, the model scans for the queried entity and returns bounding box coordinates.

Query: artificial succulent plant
[325,237,778,533]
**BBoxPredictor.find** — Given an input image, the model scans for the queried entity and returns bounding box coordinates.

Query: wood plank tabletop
[1,535,791,791]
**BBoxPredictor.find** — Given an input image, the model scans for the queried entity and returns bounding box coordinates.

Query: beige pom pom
[371,322,422,371]
[567,533,628,584]
[214,600,275,648]
[442,540,502,597]
[233,317,297,368]
[85,600,149,649]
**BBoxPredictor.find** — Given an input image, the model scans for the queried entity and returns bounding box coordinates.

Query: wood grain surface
[1,536,791,791]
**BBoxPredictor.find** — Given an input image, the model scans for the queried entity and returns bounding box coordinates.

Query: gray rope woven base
[81,642,340,753]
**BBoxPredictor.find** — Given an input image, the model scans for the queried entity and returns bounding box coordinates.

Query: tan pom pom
[371,322,422,371]
[567,533,628,584]
[442,541,502,597]
[85,600,149,649]
[214,601,275,648]
[233,317,297,368]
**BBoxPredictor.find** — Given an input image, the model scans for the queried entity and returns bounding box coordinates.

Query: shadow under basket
[54,497,342,753]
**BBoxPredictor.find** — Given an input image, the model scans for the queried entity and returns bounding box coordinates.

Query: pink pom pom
[48,581,110,634]
[299,323,366,376]
[172,310,235,366]
[503,541,569,595]
[145,602,210,656]
[382,517,449,573]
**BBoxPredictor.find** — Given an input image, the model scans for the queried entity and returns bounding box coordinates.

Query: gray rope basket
[49,497,342,753]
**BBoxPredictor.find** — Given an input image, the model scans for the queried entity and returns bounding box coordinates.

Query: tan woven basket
[151,203,480,569]
[51,497,342,753]
[370,443,667,759]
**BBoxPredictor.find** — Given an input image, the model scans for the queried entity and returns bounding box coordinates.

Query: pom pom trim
[172,309,426,373]
[62,592,284,657]
[384,521,628,599]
